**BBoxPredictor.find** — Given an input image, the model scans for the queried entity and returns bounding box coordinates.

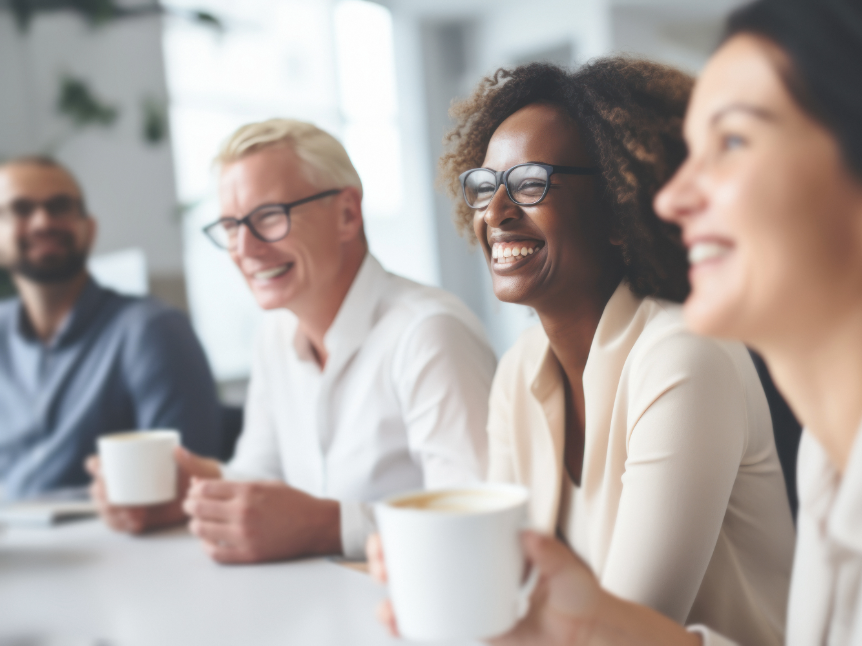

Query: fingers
[183,496,233,523]
[175,447,222,480]
[188,517,241,545]
[84,454,100,476]
[103,507,149,534]
[366,533,388,583]
[187,478,240,502]
[375,600,399,637]
[189,518,253,564]
[200,538,254,564]
[521,531,600,617]
[520,531,578,575]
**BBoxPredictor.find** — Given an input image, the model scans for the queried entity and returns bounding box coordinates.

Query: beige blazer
[488,282,795,646]
[695,425,862,646]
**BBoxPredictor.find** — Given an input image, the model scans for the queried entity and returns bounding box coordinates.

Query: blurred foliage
[58,75,118,127]
[4,0,224,33]
[142,96,168,144]
[0,268,16,300]
[2,1,223,149]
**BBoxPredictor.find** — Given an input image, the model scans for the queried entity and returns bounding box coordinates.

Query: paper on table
[0,488,97,527]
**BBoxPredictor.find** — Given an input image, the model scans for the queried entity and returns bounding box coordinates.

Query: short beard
[12,231,88,284]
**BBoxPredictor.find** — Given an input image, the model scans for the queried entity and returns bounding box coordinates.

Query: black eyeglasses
[203,188,342,250]
[0,195,85,222]
[458,162,600,209]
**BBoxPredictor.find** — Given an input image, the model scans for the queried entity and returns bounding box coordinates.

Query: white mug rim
[378,483,529,517]
[98,429,180,446]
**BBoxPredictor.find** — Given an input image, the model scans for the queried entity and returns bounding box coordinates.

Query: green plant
[5,0,224,34]
[58,75,118,127]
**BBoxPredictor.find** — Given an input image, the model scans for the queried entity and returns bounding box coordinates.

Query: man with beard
[0,156,220,503]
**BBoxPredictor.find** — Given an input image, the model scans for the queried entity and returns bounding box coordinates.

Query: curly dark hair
[439,57,693,302]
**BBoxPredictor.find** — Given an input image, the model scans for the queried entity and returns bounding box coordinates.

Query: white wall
[383,0,745,357]
[0,10,182,278]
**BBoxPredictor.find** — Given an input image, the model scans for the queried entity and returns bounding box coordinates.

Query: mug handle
[516,565,540,619]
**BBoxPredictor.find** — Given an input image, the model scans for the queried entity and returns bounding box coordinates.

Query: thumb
[521,531,600,617]
[174,446,220,479]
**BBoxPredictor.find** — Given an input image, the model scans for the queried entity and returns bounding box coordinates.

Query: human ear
[336,186,364,243]
[82,215,98,252]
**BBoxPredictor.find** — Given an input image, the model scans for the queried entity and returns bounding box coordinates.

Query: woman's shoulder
[629,297,754,385]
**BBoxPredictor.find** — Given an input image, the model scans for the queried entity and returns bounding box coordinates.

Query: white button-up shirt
[692,422,862,646]
[224,254,496,558]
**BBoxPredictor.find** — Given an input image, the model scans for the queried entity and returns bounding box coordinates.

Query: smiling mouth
[252,263,293,282]
[491,241,544,266]
[688,242,731,266]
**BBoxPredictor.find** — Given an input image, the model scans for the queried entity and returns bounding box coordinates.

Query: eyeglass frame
[202,188,343,250]
[0,194,87,223]
[458,162,600,209]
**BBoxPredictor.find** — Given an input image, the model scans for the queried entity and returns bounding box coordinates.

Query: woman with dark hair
[370,57,795,645]
[388,0,862,644]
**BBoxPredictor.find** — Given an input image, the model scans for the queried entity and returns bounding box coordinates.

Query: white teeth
[254,265,290,280]
[688,242,730,265]
[491,242,541,263]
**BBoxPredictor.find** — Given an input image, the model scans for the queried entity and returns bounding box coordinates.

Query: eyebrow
[710,103,778,126]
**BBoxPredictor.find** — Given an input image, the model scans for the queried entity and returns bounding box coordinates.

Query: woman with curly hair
[371,57,795,644]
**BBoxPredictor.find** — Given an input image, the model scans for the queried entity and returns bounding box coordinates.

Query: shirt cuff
[339,500,377,560]
[686,625,739,646]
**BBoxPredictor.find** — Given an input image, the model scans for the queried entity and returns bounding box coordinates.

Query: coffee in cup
[98,430,180,506]
[375,483,535,642]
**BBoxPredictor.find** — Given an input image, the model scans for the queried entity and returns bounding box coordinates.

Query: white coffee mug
[98,430,180,506]
[375,483,536,642]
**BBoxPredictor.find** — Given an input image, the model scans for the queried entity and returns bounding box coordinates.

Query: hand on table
[86,446,221,535]
[183,479,341,564]
[367,531,700,646]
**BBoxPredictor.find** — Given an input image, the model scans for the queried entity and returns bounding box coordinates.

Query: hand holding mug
[491,533,701,646]
[87,433,220,534]
[372,484,537,642]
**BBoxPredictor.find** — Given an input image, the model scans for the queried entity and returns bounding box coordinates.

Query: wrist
[306,498,342,557]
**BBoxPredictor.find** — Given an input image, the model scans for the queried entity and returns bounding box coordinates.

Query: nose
[654,157,706,227]
[232,222,267,259]
[483,184,522,229]
[26,205,56,230]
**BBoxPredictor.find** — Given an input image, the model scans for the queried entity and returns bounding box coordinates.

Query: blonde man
[89,119,496,563]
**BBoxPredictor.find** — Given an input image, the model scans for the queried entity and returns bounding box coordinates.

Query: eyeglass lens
[211,205,290,249]
[463,164,550,209]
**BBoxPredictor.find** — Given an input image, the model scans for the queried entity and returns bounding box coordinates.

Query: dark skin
[472,102,624,484]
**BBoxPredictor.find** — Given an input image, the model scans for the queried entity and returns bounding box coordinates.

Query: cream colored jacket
[696,424,862,645]
[488,282,795,646]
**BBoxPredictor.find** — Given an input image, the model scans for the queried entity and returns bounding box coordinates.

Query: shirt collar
[825,422,862,553]
[530,280,643,401]
[13,276,108,348]
[797,421,862,554]
[294,253,386,373]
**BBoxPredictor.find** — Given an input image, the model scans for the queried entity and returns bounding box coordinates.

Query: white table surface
[0,519,476,646]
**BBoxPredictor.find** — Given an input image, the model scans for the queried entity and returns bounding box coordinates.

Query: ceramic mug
[375,483,537,642]
[98,430,180,506]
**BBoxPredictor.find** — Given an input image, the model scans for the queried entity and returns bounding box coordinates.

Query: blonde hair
[215,118,363,197]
